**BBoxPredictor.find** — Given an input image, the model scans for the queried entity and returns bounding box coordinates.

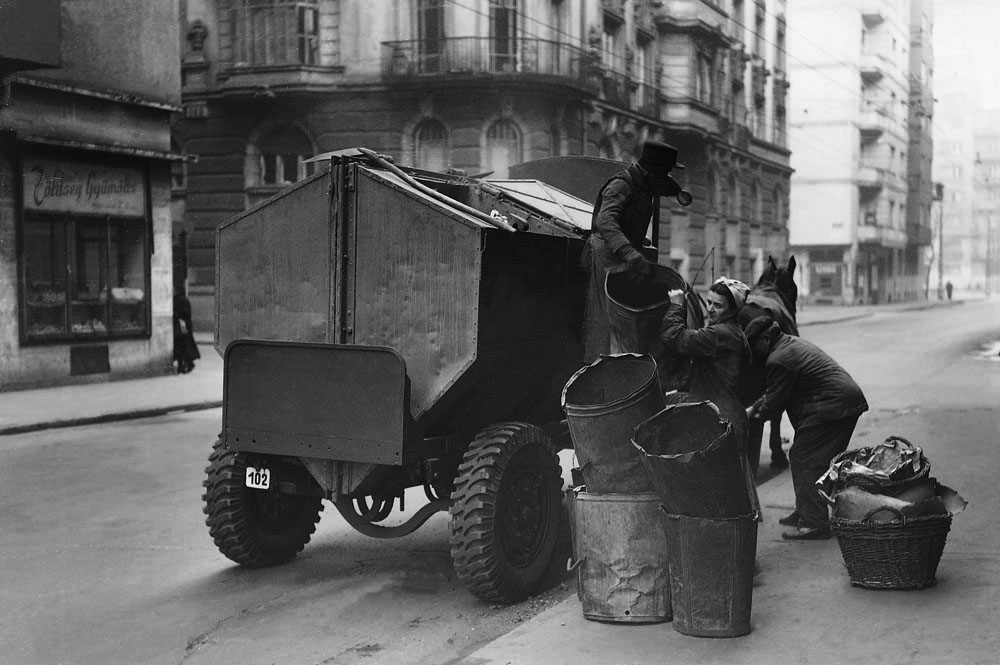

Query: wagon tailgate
[222,340,413,465]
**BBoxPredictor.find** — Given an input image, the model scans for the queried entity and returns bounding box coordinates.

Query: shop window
[23,216,149,341]
[484,119,522,179]
[232,0,319,67]
[413,119,448,172]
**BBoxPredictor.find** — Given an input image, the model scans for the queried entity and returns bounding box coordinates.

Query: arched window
[414,119,448,171]
[485,119,522,178]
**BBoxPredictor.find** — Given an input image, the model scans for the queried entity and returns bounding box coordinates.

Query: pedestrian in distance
[946,281,953,301]
[744,316,869,540]
[581,140,686,362]
[173,289,200,374]
[660,277,753,454]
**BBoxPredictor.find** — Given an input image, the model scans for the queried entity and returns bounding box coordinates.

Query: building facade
[0,1,183,390]
[932,55,1000,298]
[787,0,934,305]
[173,0,792,329]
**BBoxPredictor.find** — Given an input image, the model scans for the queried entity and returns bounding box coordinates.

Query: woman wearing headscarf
[659,277,752,452]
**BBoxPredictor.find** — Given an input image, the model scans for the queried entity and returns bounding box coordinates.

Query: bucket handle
[862,506,906,527]
[566,556,585,573]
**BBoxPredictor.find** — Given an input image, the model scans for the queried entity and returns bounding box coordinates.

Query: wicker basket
[830,506,952,590]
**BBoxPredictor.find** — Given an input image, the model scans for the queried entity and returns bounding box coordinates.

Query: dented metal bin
[204,148,594,603]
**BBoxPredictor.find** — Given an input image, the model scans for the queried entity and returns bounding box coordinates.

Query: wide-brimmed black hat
[638,140,685,171]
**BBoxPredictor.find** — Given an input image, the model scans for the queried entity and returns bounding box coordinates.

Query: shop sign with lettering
[23,158,145,217]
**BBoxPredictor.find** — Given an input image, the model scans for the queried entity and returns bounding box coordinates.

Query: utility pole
[934,182,944,300]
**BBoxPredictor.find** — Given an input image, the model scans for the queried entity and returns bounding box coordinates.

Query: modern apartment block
[0,1,182,389]
[173,0,792,328]
[787,0,934,304]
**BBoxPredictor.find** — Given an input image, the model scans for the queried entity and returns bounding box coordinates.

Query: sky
[933,0,1000,108]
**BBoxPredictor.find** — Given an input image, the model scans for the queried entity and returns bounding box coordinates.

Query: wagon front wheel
[449,422,563,604]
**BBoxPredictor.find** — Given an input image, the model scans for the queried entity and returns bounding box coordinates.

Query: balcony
[858,107,889,139]
[857,166,887,190]
[381,37,600,94]
[859,53,886,83]
[652,0,733,42]
[857,224,907,248]
[861,0,888,27]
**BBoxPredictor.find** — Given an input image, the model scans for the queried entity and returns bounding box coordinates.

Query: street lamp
[933,182,944,300]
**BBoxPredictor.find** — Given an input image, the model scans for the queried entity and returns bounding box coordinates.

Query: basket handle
[861,506,907,527]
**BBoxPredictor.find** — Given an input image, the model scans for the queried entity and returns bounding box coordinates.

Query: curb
[0,401,223,437]
[799,313,874,327]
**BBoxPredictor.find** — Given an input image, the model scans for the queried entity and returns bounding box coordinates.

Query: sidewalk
[0,333,223,435]
[0,299,969,435]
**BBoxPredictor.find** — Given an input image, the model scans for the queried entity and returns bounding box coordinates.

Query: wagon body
[216,152,590,466]
[204,149,597,602]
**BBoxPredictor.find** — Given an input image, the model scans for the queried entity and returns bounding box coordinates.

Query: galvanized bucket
[661,511,757,637]
[561,354,665,494]
[605,266,704,392]
[632,401,753,518]
[568,489,672,623]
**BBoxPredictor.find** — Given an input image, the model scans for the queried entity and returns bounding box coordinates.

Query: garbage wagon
[202,147,596,603]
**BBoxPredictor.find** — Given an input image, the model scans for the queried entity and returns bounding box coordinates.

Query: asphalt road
[1,300,997,665]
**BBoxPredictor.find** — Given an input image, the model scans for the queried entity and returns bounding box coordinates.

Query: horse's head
[756,255,797,314]
[772,255,798,315]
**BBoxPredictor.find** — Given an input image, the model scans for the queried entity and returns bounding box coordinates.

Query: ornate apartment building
[174,0,792,327]
[787,0,935,305]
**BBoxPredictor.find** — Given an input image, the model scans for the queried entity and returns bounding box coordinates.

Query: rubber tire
[203,438,323,568]
[449,422,563,604]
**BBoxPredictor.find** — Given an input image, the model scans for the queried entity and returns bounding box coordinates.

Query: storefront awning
[18,132,198,163]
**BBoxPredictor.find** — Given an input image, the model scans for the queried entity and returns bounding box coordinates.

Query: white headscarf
[713,276,750,311]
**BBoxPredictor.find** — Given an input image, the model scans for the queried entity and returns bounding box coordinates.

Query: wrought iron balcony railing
[381,37,599,86]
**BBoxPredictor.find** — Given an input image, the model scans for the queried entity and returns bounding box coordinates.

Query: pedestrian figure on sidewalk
[173,289,200,374]
[946,281,953,301]
[744,316,868,540]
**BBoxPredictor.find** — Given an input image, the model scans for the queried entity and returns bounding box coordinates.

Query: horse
[738,255,799,473]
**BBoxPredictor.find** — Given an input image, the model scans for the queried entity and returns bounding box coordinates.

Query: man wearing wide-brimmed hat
[582,140,685,362]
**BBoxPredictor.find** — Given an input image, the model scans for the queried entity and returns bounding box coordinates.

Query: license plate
[245,466,271,490]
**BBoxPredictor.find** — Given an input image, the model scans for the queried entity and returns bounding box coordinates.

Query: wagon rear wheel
[202,438,323,568]
[449,423,563,604]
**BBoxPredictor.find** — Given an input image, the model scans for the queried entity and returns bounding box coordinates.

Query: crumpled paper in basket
[817,436,929,500]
